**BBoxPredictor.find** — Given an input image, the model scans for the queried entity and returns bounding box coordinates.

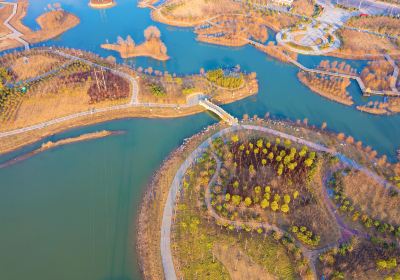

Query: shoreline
[0,1,80,52]
[0,105,205,156]
[136,118,399,280]
[298,73,354,106]
[0,130,123,169]
[88,2,116,9]
[101,43,169,61]
[136,121,223,280]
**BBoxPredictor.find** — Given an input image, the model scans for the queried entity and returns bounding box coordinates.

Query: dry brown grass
[0,38,21,51]
[0,4,13,37]
[291,0,315,17]
[258,12,299,32]
[1,79,128,132]
[343,170,400,225]
[163,0,241,20]
[23,10,80,44]
[346,15,400,37]
[0,105,205,155]
[8,0,30,35]
[213,242,276,280]
[335,29,399,57]
[10,54,65,81]
[102,37,169,60]
[0,1,79,51]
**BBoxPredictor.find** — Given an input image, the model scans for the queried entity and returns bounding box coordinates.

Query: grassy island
[0,2,80,52]
[137,117,400,280]
[101,26,169,61]
[0,48,258,154]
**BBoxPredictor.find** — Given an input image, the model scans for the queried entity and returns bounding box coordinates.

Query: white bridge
[199,99,238,125]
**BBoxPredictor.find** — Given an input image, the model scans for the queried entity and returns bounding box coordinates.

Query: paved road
[0,1,29,50]
[161,124,396,279]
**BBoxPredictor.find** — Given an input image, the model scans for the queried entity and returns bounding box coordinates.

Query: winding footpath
[160,124,396,280]
[0,49,140,138]
[0,1,29,50]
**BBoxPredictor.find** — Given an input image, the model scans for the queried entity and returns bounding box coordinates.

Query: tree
[244,197,252,207]
[281,204,289,213]
[231,135,239,143]
[257,139,263,148]
[261,199,269,209]
[271,201,279,211]
[117,36,125,46]
[232,195,242,206]
[293,191,299,199]
[305,158,313,167]
[233,181,239,189]
[126,35,135,47]
[144,26,161,40]
[284,194,291,204]
[225,193,231,202]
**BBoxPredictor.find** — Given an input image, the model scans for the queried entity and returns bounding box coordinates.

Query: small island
[138,117,400,280]
[88,0,116,9]
[101,26,169,61]
[0,2,80,52]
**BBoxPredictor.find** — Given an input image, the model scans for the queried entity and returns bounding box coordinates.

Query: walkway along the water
[199,99,238,125]
[0,1,30,50]
[160,124,397,280]
[0,49,238,138]
[246,38,400,97]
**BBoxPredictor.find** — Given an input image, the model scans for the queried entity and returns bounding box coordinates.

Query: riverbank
[136,118,400,280]
[0,130,122,168]
[0,1,79,51]
[136,122,224,280]
[0,105,205,155]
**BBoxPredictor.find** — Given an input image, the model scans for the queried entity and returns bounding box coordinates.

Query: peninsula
[101,26,169,60]
[0,1,80,52]
[138,117,400,280]
[0,47,258,154]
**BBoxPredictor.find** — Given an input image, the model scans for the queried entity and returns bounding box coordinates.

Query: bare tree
[126,35,135,47]
[144,26,161,40]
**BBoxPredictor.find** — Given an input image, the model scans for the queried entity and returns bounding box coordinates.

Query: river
[0,0,399,279]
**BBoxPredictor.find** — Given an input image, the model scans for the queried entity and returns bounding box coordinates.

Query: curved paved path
[161,124,396,279]
[0,49,140,138]
[0,1,29,50]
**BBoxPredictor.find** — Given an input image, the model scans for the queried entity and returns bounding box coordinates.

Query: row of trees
[330,170,400,238]
[206,69,244,89]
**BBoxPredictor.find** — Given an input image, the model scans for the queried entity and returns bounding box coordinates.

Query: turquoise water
[0,1,399,279]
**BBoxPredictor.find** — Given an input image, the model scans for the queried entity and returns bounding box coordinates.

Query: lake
[0,1,399,279]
